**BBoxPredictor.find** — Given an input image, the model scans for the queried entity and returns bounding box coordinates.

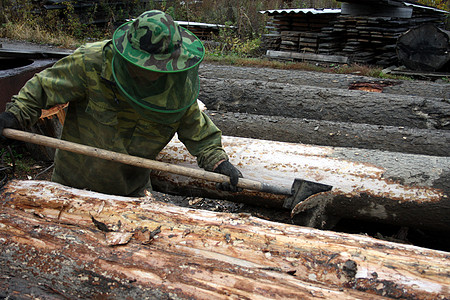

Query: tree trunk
[198,78,450,130]
[397,24,450,72]
[153,135,450,232]
[1,180,449,299]
[205,111,450,157]
[198,63,450,99]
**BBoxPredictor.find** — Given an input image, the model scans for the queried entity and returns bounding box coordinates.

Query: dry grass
[204,55,407,79]
[0,22,79,49]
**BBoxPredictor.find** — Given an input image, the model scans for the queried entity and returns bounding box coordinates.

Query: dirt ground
[1,38,449,251]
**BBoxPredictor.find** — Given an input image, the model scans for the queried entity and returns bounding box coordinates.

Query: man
[0,10,242,196]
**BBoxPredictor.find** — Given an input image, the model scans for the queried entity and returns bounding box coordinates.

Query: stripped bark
[1,180,449,299]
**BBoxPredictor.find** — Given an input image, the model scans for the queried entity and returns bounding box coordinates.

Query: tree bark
[1,180,449,300]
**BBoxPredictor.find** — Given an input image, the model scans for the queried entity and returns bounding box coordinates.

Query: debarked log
[152,135,450,232]
[205,111,450,157]
[198,78,450,130]
[1,180,449,299]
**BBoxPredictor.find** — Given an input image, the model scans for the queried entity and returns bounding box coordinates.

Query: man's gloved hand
[213,160,243,192]
[0,112,20,141]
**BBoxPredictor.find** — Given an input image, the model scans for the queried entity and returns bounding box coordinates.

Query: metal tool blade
[283,179,333,210]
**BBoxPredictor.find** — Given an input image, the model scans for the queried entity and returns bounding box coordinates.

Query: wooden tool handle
[3,129,291,195]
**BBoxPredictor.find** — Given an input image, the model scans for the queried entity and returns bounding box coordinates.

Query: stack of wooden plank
[263,2,449,66]
[299,32,320,53]
[280,31,301,51]
[271,13,339,53]
[261,34,281,52]
[317,24,344,54]
[335,16,404,65]
[317,11,447,65]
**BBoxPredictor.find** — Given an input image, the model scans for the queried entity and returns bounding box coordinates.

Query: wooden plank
[299,38,318,43]
[266,50,349,63]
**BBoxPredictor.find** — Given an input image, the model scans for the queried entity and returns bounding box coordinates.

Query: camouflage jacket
[7,40,228,196]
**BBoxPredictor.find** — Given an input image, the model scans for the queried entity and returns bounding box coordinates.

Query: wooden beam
[266,50,349,63]
[1,180,449,299]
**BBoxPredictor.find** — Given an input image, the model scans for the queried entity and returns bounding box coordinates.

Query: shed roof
[259,8,341,15]
[260,2,448,16]
[177,21,234,29]
[403,2,448,14]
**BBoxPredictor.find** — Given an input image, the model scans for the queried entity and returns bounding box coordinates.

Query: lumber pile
[331,9,447,66]
[262,2,449,67]
[268,12,339,53]
[1,180,449,299]
[324,16,404,65]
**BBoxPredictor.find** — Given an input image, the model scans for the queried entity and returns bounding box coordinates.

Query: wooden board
[266,50,349,63]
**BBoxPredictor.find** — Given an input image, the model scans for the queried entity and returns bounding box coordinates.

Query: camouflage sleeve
[177,102,228,171]
[6,48,87,129]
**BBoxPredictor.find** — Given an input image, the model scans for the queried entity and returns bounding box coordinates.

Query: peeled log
[397,24,450,72]
[152,135,450,232]
[1,180,449,299]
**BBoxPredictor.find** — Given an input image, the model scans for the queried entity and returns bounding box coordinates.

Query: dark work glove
[0,112,20,141]
[213,160,243,192]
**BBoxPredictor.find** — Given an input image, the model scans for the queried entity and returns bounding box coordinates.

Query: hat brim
[113,20,205,73]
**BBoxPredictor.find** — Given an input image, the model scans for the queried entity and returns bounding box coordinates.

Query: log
[152,135,450,232]
[1,180,449,299]
[198,78,450,130]
[198,63,450,99]
[397,24,450,72]
[205,111,450,157]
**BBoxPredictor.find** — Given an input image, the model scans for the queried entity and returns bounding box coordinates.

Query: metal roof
[403,2,449,14]
[176,21,234,29]
[259,3,448,15]
[259,8,341,15]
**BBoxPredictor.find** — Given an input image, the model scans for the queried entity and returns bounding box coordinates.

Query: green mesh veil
[112,52,199,121]
[110,10,204,124]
